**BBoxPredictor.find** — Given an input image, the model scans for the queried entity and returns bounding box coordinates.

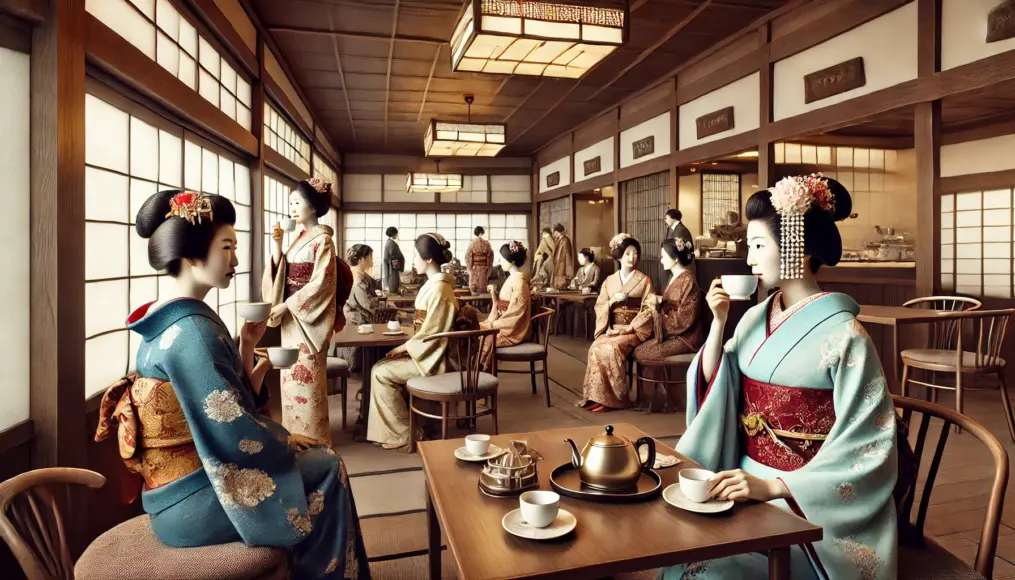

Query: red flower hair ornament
[166,191,214,225]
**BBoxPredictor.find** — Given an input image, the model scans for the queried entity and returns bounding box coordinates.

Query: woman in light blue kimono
[664,177,898,580]
[96,190,369,579]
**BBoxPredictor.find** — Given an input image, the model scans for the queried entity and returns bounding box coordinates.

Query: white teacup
[357,324,374,334]
[581,287,591,295]
[280,218,297,232]
[679,468,716,503]
[237,301,271,323]
[519,490,560,528]
[386,320,401,332]
[545,287,555,293]
[266,347,299,369]
[374,289,384,297]
[464,434,490,456]
[720,275,759,301]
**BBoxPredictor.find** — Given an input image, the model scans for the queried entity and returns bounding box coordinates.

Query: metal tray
[549,463,662,503]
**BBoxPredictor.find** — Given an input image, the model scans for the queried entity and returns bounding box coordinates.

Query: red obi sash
[472,253,491,267]
[285,262,314,299]
[740,377,835,472]
[496,299,509,316]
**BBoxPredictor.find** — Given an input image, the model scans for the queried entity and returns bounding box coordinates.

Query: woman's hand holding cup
[706,279,731,326]
[271,222,284,249]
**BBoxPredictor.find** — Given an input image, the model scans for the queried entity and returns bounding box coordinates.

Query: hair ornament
[674,238,692,253]
[166,191,213,225]
[307,177,331,194]
[770,173,834,280]
[425,232,448,247]
[508,240,524,254]
[609,233,632,250]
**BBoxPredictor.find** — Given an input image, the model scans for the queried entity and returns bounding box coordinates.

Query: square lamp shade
[406,172,464,194]
[424,120,506,157]
[450,0,628,79]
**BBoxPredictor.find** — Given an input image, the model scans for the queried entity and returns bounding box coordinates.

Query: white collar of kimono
[619,269,634,284]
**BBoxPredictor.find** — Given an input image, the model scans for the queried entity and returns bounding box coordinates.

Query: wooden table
[419,423,822,580]
[535,291,586,334]
[857,305,956,393]
[332,324,414,427]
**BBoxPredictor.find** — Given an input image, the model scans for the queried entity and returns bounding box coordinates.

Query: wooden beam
[383,0,399,146]
[768,0,912,62]
[0,420,33,455]
[188,0,258,77]
[265,146,310,183]
[940,170,1015,195]
[758,24,774,191]
[344,202,531,213]
[915,0,942,298]
[325,8,355,142]
[265,75,313,138]
[675,49,762,106]
[673,129,759,167]
[786,134,915,149]
[251,37,266,300]
[417,46,441,123]
[267,25,445,46]
[0,0,44,23]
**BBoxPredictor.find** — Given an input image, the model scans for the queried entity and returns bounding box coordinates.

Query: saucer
[454,444,505,462]
[502,508,576,540]
[383,330,405,336]
[662,484,733,514]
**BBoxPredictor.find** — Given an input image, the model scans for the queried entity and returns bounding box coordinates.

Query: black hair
[744,176,853,274]
[665,209,682,221]
[474,226,485,236]
[661,237,694,267]
[415,234,453,266]
[610,236,642,261]
[345,244,373,266]
[579,248,595,263]
[293,180,332,218]
[135,190,237,276]
[541,227,552,235]
[553,223,566,234]
[499,242,528,267]
[386,226,399,238]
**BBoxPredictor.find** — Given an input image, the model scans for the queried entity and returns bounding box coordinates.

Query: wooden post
[251,37,266,300]
[915,0,942,297]
[757,24,775,190]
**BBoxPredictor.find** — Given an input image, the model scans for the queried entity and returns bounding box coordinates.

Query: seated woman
[478,241,532,371]
[367,234,458,452]
[578,234,655,412]
[633,237,703,364]
[338,244,380,369]
[664,176,897,579]
[568,248,602,293]
[96,190,368,579]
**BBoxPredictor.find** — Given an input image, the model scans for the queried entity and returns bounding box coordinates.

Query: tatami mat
[361,512,447,560]
[350,469,427,517]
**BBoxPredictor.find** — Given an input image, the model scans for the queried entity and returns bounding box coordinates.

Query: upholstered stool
[75,515,288,580]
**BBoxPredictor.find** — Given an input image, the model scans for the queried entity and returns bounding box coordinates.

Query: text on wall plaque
[803,57,866,104]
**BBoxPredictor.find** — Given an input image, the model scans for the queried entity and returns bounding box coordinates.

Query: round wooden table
[332,324,415,429]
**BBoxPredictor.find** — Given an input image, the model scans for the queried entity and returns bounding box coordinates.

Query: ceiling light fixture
[407,160,464,193]
[450,0,629,79]
[424,95,506,157]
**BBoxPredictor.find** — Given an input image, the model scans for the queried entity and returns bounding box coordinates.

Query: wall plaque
[987,0,1015,43]
[583,156,602,176]
[632,135,655,159]
[695,106,735,140]
[803,57,866,104]
[546,171,560,188]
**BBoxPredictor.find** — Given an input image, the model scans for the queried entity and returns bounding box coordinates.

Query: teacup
[266,347,299,369]
[679,468,716,503]
[519,490,559,528]
[237,301,271,323]
[386,320,401,332]
[464,434,490,456]
[357,324,374,334]
[545,287,555,293]
[374,289,384,297]
[720,275,759,301]
[581,287,591,295]
[280,218,297,232]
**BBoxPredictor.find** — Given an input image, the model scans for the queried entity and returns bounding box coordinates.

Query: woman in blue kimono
[664,176,898,580]
[97,190,369,579]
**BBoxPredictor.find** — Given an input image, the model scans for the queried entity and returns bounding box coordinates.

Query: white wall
[941,135,1015,177]
[773,2,918,121]
[342,174,382,202]
[490,174,531,203]
[679,73,760,149]
[573,137,615,183]
[539,155,571,193]
[942,0,1015,70]
[620,112,672,168]
[441,175,487,203]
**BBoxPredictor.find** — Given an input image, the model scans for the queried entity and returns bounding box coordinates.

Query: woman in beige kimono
[263,178,338,444]
[465,226,495,293]
[633,237,703,367]
[337,244,379,370]
[579,234,655,412]
[367,234,458,451]
[479,241,532,370]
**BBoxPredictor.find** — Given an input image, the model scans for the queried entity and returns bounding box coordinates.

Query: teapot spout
[564,439,581,469]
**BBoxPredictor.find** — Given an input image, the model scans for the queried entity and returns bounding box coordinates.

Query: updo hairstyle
[135,190,237,277]
[661,237,694,267]
[293,180,332,218]
[610,236,642,261]
[499,242,528,267]
[386,226,399,238]
[346,244,373,266]
[415,234,453,266]
[579,248,595,263]
[474,226,485,236]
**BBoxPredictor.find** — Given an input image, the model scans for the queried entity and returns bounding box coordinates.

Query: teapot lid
[589,425,629,447]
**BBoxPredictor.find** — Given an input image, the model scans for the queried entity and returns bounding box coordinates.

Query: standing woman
[382,227,404,294]
[633,237,703,363]
[579,234,655,411]
[465,226,495,293]
[478,241,532,370]
[337,244,379,369]
[263,178,338,445]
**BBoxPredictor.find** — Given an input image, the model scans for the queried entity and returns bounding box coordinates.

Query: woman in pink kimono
[465,226,495,293]
[479,241,532,370]
[579,234,656,411]
[263,178,338,445]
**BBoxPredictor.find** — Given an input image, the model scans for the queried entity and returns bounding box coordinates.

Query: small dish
[383,330,405,336]
[454,444,505,462]
[502,508,576,540]
[662,484,733,514]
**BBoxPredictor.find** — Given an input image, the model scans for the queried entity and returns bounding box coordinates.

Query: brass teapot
[565,425,656,491]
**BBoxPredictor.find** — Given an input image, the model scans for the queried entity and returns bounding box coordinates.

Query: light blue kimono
[127,298,369,580]
[664,293,898,580]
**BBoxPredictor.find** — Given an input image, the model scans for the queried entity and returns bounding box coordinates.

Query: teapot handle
[635,437,656,472]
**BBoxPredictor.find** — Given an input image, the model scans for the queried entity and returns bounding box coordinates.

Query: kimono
[551,234,575,290]
[337,269,380,370]
[382,238,404,294]
[465,237,495,293]
[632,269,702,362]
[569,263,603,292]
[367,272,458,448]
[579,270,655,408]
[664,292,897,580]
[532,234,555,281]
[100,299,368,580]
[478,271,533,370]
[263,225,337,445]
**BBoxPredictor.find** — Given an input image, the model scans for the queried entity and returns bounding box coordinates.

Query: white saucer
[502,508,576,540]
[383,330,405,336]
[662,484,734,514]
[453,444,505,462]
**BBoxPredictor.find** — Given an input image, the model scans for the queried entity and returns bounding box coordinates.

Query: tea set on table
[357,319,405,337]
[454,425,734,542]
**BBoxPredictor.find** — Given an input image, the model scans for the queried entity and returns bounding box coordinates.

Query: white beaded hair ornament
[769,174,834,279]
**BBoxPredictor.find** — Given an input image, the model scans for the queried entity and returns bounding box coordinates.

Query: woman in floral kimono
[367,234,458,451]
[337,244,379,370]
[465,226,495,293]
[479,241,532,371]
[633,237,702,363]
[578,234,655,411]
[664,176,897,580]
[97,190,368,580]
[263,178,338,445]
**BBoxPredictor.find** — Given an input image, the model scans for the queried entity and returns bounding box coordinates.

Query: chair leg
[900,364,910,398]
[530,361,537,394]
[492,392,499,435]
[929,371,939,403]
[341,376,348,431]
[955,369,964,435]
[441,402,449,440]
[408,395,417,453]
[997,372,1015,444]
[542,360,551,408]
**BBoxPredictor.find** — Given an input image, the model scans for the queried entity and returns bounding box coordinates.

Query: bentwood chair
[406,328,500,453]
[901,296,982,403]
[893,396,1009,579]
[493,307,555,408]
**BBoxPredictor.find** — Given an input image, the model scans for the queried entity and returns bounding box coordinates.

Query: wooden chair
[633,353,693,413]
[492,307,555,408]
[893,395,1009,579]
[900,308,1015,443]
[326,344,350,431]
[406,328,500,453]
[902,297,982,403]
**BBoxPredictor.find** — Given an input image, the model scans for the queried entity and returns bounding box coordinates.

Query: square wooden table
[857,305,956,393]
[418,423,822,580]
[332,325,414,427]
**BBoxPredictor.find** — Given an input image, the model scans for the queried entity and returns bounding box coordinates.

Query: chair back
[422,328,499,396]
[529,307,555,348]
[892,396,1008,578]
[371,307,399,324]
[903,296,982,351]
[0,468,106,580]
[961,309,1015,369]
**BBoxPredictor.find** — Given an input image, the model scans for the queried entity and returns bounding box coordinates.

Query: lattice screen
[702,172,741,235]
[539,197,571,236]
[621,171,669,292]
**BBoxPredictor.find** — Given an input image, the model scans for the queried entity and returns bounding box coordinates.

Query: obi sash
[471,252,491,268]
[95,375,201,490]
[610,297,643,327]
[413,309,427,333]
[285,262,314,299]
[740,377,835,472]
[496,299,510,316]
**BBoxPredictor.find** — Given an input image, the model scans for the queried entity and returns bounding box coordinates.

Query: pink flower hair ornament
[508,240,524,254]
[609,233,632,250]
[769,173,834,280]
[307,177,331,194]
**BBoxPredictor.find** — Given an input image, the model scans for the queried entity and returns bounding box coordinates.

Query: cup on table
[545,287,555,293]
[679,468,716,503]
[519,490,560,528]
[720,275,759,301]
[357,324,374,334]
[266,347,299,369]
[279,218,297,232]
[464,433,490,456]
[386,320,401,332]
[237,301,271,323]
[374,289,384,297]
[581,287,591,295]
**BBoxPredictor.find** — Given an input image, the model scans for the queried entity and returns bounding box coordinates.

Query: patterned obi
[471,253,491,268]
[285,262,314,299]
[95,376,201,490]
[740,377,835,472]
[610,297,643,327]
[414,309,427,333]
[496,299,510,316]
